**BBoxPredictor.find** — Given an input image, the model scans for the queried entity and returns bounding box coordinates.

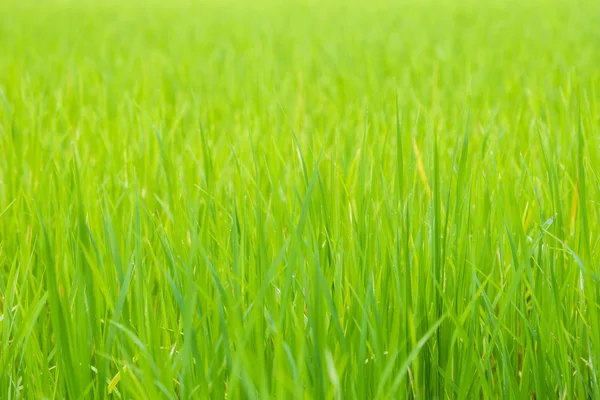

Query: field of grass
[1,0,599,398]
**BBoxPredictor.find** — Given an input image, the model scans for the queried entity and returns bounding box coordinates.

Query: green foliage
[1,0,599,398]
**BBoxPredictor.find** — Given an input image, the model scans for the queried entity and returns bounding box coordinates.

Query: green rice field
[1,0,599,398]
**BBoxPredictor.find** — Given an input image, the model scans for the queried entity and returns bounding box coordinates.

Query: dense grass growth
[1,0,599,398]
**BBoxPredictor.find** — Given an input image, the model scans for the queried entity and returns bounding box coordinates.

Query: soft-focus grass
[1,0,599,398]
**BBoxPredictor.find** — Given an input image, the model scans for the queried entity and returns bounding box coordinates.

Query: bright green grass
[1,0,599,398]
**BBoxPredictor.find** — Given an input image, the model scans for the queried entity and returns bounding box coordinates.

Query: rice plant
[1,0,599,398]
